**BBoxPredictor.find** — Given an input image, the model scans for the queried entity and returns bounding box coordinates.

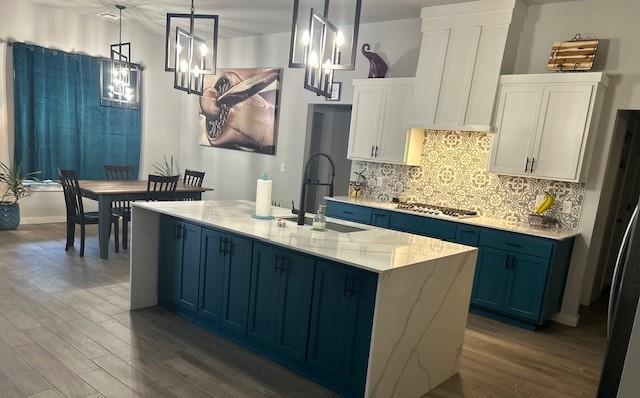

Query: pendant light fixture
[288,0,362,98]
[100,4,141,108]
[164,0,218,95]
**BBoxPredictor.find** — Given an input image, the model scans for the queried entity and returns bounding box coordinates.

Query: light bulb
[308,51,319,68]
[301,30,310,47]
[200,43,209,56]
[336,31,345,48]
[323,59,332,74]
[192,65,201,77]
[180,59,189,73]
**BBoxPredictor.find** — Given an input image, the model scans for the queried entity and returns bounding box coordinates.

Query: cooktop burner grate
[396,202,478,218]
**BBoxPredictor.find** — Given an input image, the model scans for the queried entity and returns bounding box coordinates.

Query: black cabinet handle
[219,236,224,255]
[176,224,184,239]
[460,228,475,234]
[342,210,354,215]
[530,158,536,172]
[275,254,281,273]
[505,242,522,248]
[374,146,379,158]
[370,146,374,157]
[525,158,530,173]
[343,274,351,297]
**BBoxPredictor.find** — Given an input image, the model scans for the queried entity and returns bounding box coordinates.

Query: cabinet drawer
[371,211,390,228]
[479,229,554,259]
[456,225,481,247]
[326,202,372,225]
[388,212,457,241]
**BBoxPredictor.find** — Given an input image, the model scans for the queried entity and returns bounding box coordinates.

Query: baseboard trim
[551,312,580,327]
[20,216,66,225]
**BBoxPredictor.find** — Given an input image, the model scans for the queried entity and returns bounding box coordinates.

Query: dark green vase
[0,202,20,230]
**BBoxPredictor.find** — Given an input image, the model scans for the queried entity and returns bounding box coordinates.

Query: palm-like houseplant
[0,161,40,230]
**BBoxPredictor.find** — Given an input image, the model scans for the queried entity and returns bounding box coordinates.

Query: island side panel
[365,250,477,398]
[129,206,161,310]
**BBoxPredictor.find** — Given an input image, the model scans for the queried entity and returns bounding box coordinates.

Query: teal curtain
[13,43,141,180]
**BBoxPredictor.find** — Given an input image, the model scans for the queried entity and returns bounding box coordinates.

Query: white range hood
[407,0,528,132]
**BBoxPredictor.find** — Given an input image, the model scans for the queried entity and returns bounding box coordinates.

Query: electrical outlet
[280,163,286,172]
[535,194,546,208]
[563,201,573,214]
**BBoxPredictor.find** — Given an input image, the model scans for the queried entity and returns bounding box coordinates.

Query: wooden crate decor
[547,34,599,72]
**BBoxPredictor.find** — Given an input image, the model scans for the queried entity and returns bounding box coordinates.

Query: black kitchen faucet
[295,153,336,225]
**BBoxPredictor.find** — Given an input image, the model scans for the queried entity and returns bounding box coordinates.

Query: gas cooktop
[396,202,478,219]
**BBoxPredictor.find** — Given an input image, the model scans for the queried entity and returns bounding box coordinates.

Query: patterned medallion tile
[353,130,585,231]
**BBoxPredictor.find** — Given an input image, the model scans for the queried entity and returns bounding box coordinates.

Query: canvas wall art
[199,68,281,154]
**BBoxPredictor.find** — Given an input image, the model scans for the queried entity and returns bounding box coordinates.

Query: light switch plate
[563,201,573,214]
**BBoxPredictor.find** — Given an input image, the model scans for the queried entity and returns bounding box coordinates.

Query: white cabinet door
[435,26,481,127]
[530,84,594,180]
[407,29,449,127]
[489,85,544,176]
[347,86,382,161]
[376,84,413,163]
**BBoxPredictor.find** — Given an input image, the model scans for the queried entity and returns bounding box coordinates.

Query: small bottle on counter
[312,205,327,231]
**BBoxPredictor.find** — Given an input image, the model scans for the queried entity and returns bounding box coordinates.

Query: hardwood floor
[0,223,606,398]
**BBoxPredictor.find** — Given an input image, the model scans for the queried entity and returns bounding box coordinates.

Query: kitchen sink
[281,216,365,233]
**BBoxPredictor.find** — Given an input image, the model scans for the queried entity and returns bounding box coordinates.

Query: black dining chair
[59,169,119,257]
[146,174,179,201]
[183,169,205,187]
[105,165,134,250]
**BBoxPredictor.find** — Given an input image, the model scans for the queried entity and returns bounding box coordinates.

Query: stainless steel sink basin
[281,216,365,233]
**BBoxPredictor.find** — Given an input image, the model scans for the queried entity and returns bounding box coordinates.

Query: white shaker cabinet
[347,79,423,166]
[407,0,526,132]
[489,73,608,182]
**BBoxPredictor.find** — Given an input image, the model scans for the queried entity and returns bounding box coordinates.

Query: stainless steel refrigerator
[598,206,640,397]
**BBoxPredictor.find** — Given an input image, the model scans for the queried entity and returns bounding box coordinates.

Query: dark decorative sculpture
[361,43,388,78]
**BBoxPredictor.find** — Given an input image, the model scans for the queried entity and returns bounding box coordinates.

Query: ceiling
[30,0,579,38]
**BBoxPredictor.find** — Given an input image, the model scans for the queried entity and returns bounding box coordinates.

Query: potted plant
[0,161,40,230]
[349,170,367,198]
[152,155,180,177]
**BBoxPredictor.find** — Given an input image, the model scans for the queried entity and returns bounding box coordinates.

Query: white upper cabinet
[489,73,608,182]
[408,0,526,132]
[348,79,423,166]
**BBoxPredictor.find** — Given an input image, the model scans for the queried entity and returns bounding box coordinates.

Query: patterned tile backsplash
[353,130,586,231]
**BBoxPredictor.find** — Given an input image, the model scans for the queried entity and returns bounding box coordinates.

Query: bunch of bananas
[535,192,555,215]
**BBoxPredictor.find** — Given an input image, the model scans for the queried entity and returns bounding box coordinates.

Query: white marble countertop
[326,196,578,241]
[132,200,476,274]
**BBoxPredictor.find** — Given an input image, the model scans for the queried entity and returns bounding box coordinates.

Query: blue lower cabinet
[157,217,202,316]
[307,260,377,397]
[199,229,252,336]
[471,247,509,311]
[455,225,481,246]
[248,243,315,364]
[326,201,373,224]
[388,212,457,241]
[371,210,390,228]
[502,252,548,321]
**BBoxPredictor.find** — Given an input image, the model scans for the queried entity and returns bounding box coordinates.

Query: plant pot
[349,181,365,198]
[0,202,20,231]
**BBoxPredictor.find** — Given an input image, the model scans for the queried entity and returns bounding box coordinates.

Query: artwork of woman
[199,68,281,154]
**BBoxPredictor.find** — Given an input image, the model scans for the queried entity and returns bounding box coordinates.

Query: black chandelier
[164,0,218,95]
[288,0,362,97]
[100,5,141,108]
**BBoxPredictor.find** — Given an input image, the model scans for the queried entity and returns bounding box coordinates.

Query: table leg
[98,196,112,259]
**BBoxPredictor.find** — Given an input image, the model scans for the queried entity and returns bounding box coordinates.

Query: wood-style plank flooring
[0,223,606,397]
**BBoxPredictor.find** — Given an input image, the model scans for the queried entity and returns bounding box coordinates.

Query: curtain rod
[0,38,145,70]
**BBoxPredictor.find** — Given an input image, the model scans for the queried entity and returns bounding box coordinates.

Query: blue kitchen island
[129,200,477,398]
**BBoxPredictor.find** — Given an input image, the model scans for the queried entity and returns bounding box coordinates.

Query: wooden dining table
[79,180,212,259]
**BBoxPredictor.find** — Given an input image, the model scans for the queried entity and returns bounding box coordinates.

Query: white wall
[514,0,640,320]
[0,0,182,220]
[177,18,422,206]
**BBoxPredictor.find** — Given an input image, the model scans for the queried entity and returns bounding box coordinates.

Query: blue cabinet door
[199,229,226,325]
[274,251,315,363]
[456,225,481,247]
[248,244,281,348]
[221,235,253,335]
[502,252,548,321]
[158,217,179,306]
[388,212,457,241]
[326,201,373,224]
[175,222,202,315]
[471,247,509,311]
[371,210,390,228]
[307,260,377,397]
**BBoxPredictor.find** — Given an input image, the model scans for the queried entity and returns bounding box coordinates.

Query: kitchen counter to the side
[130,199,476,274]
[326,196,579,241]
